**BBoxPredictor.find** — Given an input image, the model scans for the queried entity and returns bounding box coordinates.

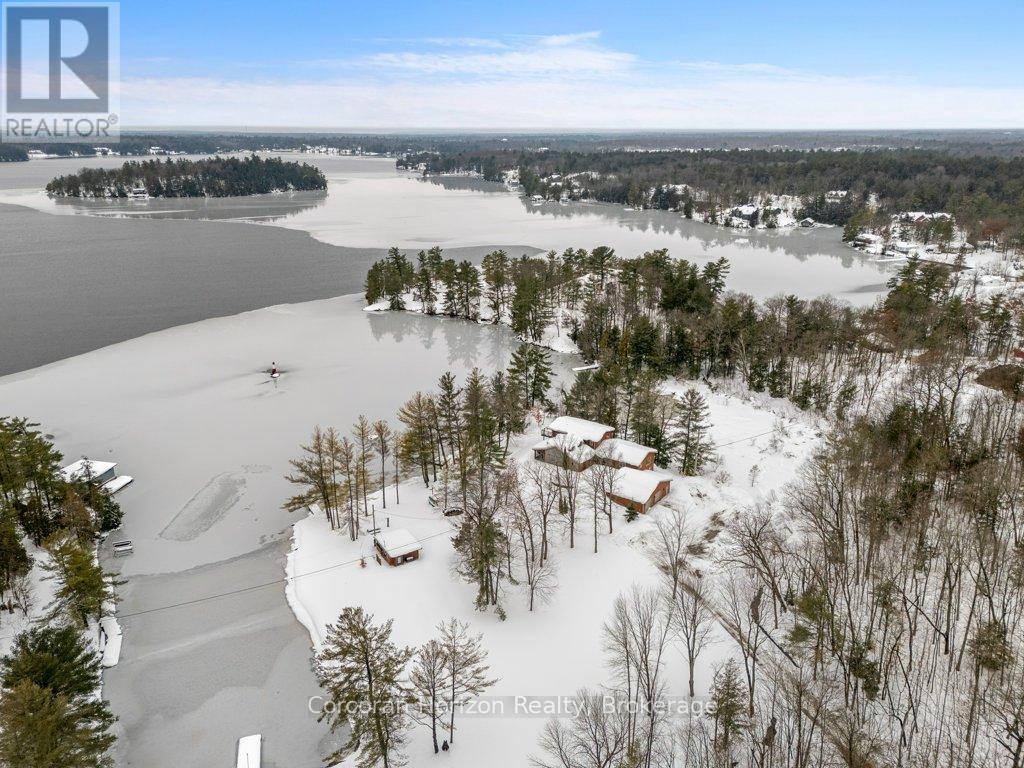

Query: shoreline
[0,293,541,767]
[0,200,538,376]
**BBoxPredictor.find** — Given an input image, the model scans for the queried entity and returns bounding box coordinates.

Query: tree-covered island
[45,154,327,198]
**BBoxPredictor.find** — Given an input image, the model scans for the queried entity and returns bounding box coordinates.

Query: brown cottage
[596,438,658,471]
[373,529,422,566]
[607,468,672,514]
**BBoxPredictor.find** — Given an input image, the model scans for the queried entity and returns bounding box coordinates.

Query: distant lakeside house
[61,458,117,485]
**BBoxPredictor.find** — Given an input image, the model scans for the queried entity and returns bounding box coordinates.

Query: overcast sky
[63,0,1024,128]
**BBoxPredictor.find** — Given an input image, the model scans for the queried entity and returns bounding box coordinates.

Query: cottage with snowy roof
[533,435,596,471]
[598,438,658,471]
[607,468,672,514]
[542,416,616,448]
[374,528,422,567]
[535,417,659,473]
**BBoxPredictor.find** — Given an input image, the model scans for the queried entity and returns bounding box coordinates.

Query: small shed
[61,459,117,485]
[608,468,672,515]
[374,529,422,566]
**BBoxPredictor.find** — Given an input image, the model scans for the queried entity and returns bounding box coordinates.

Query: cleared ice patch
[160,472,246,541]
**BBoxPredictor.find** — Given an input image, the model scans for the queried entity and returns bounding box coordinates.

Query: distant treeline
[401,147,1024,244]
[4,132,513,160]
[8,129,1024,163]
[4,134,408,159]
[0,146,28,161]
[45,155,327,198]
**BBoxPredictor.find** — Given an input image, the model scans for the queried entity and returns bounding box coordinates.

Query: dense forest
[44,155,327,198]
[360,242,1024,767]
[0,418,122,765]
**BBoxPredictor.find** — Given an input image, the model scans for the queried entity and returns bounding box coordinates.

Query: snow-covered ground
[846,212,1023,300]
[286,379,820,767]
[0,544,57,659]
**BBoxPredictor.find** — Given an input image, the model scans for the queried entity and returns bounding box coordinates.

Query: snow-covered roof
[60,459,116,483]
[601,438,656,467]
[611,468,671,504]
[534,436,596,461]
[900,211,951,222]
[731,204,758,216]
[375,528,421,558]
[102,475,134,494]
[546,416,614,444]
[854,232,883,243]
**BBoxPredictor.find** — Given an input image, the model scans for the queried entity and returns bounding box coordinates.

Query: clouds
[119,31,1024,129]
[302,30,634,77]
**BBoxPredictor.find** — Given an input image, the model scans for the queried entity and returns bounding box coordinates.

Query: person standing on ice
[271,361,278,377]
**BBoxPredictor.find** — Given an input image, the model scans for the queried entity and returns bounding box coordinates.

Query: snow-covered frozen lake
[2,152,892,297]
[0,152,881,767]
[0,295,574,767]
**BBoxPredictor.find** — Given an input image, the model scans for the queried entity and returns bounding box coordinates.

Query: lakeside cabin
[535,417,657,472]
[374,528,422,566]
[608,467,672,515]
[542,416,615,448]
[853,232,884,248]
[60,458,134,494]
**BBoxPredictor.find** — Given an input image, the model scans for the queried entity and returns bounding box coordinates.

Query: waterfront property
[374,528,422,566]
[61,458,118,484]
[533,436,595,471]
[535,417,657,471]
[600,438,658,470]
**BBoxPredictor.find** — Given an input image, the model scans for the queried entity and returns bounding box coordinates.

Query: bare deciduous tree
[532,689,631,768]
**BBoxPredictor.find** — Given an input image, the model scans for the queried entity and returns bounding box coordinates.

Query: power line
[116,425,794,622]
[117,526,455,621]
[711,428,778,449]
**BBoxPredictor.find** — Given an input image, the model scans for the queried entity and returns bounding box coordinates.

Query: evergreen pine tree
[415,264,436,315]
[316,607,414,768]
[0,625,116,768]
[41,533,118,629]
[410,639,448,754]
[708,658,747,758]
[0,680,116,768]
[674,388,714,476]
[437,618,497,745]
[0,506,30,599]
